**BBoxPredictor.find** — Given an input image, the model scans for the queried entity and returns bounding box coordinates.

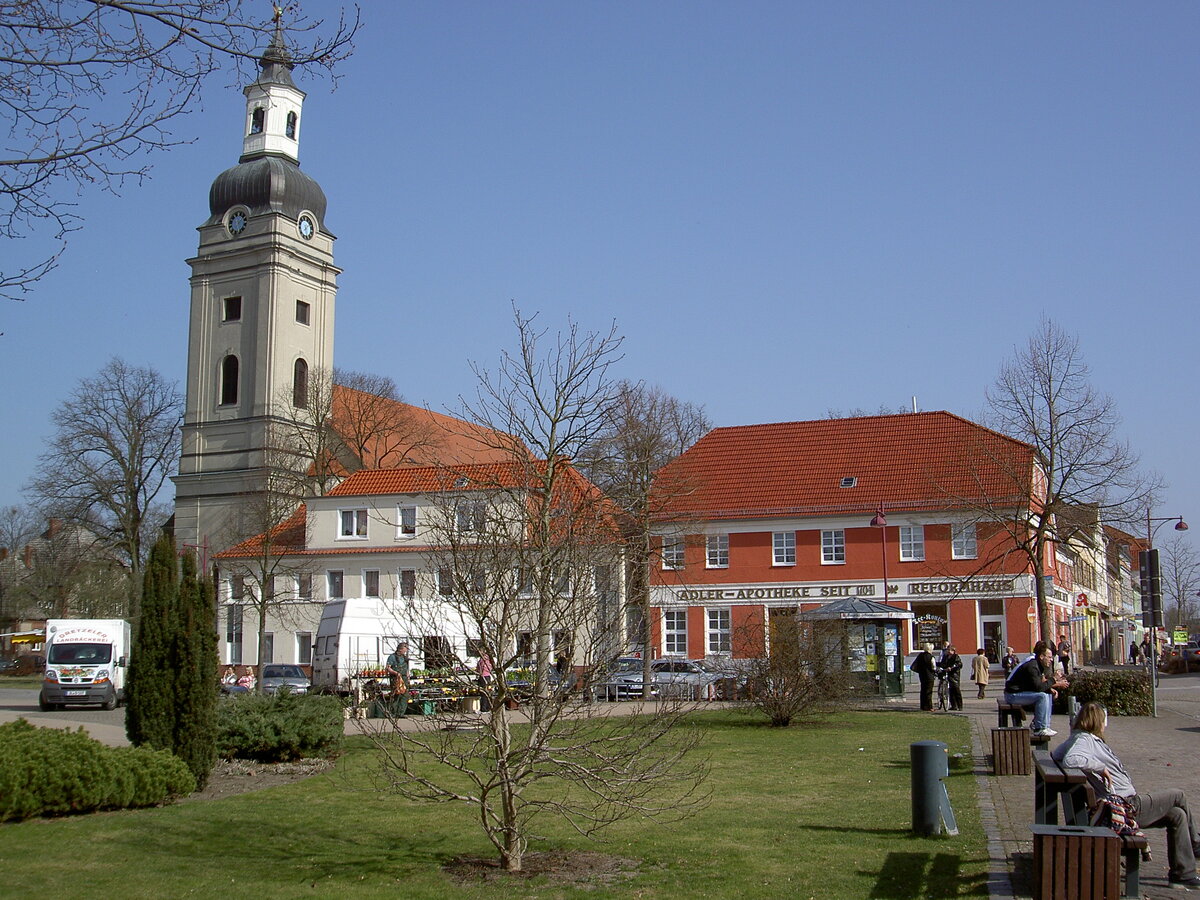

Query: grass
[0,675,44,689]
[1,708,988,898]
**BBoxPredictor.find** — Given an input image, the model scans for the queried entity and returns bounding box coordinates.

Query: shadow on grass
[795,823,911,837]
[868,851,989,898]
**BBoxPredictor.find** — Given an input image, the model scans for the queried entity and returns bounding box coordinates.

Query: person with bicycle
[936,644,964,710]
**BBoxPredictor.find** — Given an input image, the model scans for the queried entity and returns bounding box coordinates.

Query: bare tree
[1159,534,1200,632]
[28,358,183,620]
[579,381,710,697]
[734,614,852,727]
[368,311,708,872]
[0,506,42,624]
[983,319,1160,642]
[332,369,437,469]
[1,1,358,299]
[11,519,127,618]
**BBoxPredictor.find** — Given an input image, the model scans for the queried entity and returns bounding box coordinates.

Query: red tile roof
[216,505,308,559]
[652,411,1034,522]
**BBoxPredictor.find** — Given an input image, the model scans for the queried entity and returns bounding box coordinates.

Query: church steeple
[241,21,305,164]
[174,24,339,557]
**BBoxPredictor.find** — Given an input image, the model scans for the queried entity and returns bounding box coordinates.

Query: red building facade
[647,412,1046,665]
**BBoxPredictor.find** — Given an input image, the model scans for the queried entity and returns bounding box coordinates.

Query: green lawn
[1,709,988,898]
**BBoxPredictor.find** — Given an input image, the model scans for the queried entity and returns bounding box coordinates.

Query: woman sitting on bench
[1054,701,1200,890]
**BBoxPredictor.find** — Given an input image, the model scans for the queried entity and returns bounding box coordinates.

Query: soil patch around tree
[443,850,641,889]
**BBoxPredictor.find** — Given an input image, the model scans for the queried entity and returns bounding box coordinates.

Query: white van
[40,619,131,711]
[312,598,414,690]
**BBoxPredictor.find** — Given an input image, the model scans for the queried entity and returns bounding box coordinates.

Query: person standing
[1129,640,1141,666]
[1057,633,1073,675]
[938,645,964,710]
[971,648,990,699]
[1003,641,1067,737]
[1054,702,1200,889]
[1001,646,1019,679]
[385,642,410,695]
[1141,634,1153,667]
[911,643,936,711]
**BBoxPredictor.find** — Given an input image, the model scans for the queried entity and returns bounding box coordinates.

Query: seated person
[1054,702,1200,889]
[1002,640,1066,737]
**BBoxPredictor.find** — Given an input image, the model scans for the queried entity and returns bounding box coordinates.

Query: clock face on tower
[298,214,315,240]
[227,210,248,236]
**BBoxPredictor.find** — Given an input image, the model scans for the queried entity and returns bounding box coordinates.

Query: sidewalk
[931,668,1200,899]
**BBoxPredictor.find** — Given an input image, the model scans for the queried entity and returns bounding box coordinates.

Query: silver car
[647,658,725,699]
[260,664,311,695]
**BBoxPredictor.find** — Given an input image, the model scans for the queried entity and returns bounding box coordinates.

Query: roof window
[840,477,857,488]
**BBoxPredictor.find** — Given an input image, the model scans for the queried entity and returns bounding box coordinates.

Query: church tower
[173,29,339,557]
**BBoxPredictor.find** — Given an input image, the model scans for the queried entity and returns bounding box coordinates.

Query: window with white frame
[397,505,417,538]
[951,523,977,559]
[399,569,416,599]
[438,567,454,596]
[339,508,368,538]
[363,569,380,598]
[661,537,684,570]
[773,531,796,565]
[707,608,732,653]
[706,534,729,568]
[821,529,845,564]
[456,499,486,533]
[664,610,688,655]
[262,632,274,664]
[327,570,344,599]
[900,525,925,561]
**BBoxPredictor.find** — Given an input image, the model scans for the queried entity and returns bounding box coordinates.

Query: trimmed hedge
[215,691,343,762]
[1065,669,1153,716]
[0,719,194,822]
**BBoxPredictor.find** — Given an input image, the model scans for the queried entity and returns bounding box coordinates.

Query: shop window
[707,609,731,653]
[664,610,687,655]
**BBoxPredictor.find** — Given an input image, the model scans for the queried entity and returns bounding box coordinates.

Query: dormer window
[250,107,265,134]
[286,111,297,139]
[840,477,857,488]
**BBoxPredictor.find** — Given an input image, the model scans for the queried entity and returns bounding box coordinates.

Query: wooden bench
[1031,748,1148,898]
[998,698,1029,727]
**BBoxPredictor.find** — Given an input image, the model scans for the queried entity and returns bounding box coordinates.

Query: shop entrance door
[981,618,1005,664]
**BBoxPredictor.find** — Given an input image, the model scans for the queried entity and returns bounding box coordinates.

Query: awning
[798,597,915,621]
[3,631,44,644]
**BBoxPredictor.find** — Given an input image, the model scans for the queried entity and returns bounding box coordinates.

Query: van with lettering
[39,619,131,711]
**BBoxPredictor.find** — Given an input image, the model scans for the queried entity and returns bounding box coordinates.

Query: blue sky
[1,1,1197,544]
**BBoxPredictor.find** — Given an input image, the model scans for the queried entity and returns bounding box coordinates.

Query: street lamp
[1146,512,1188,548]
[870,506,889,602]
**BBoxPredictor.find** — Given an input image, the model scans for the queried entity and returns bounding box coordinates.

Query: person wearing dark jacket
[937,645,964,710]
[1003,641,1066,736]
[910,643,936,711]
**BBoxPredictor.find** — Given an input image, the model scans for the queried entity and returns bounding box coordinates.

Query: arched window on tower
[220,355,239,406]
[286,111,297,139]
[251,107,264,135]
[293,358,308,409]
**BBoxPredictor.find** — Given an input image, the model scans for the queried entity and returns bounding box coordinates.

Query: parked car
[259,664,311,695]
[646,658,727,699]
[1160,643,1200,673]
[592,656,655,701]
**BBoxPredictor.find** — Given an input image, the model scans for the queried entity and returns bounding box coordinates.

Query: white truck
[39,619,131,711]
[311,598,413,691]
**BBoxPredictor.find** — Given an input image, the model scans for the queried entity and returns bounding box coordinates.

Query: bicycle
[936,671,950,711]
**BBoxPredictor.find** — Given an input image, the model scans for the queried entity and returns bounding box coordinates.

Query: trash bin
[1031,824,1119,899]
[911,740,958,836]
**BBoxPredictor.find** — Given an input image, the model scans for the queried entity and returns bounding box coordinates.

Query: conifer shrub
[1063,669,1152,716]
[215,690,343,762]
[0,720,194,821]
